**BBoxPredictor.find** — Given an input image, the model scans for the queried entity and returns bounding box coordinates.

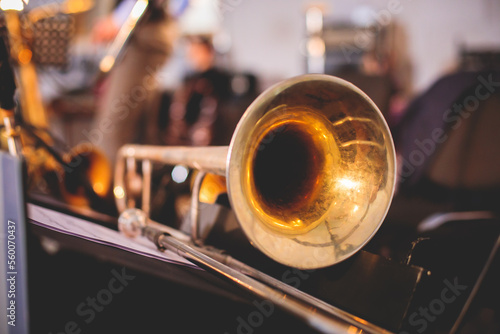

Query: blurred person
[152,35,258,224]
[163,35,232,146]
[89,0,177,165]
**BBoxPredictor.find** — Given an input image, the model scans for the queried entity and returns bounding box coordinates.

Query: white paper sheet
[27,204,200,270]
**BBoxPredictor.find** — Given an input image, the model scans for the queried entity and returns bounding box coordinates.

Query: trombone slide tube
[117,144,228,175]
[200,249,393,334]
[142,225,368,334]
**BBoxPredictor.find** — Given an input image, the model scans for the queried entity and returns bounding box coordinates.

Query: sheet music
[27,204,200,270]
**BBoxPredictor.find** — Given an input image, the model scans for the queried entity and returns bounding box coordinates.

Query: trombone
[114,74,397,333]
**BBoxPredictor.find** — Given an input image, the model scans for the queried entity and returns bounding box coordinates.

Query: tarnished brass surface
[228,74,395,269]
[116,74,396,269]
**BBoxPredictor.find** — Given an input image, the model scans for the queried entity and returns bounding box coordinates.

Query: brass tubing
[114,145,228,213]
[118,209,393,334]
[148,227,366,334]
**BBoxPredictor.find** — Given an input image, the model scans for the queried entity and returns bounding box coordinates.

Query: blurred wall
[221,0,306,88]
[221,0,500,93]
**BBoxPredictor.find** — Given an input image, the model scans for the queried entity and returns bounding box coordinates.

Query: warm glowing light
[338,178,358,190]
[99,55,115,73]
[1,0,25,11]
[114,186,125,199]
[306,7,323,34]
[130,0,148,20]
[171,165,189,184]
[64,0,93,14]
[93,182,104,195]
[347,325,363,334]
[17,49,32,64]
[353,205,359,213]
[307,36,325,57]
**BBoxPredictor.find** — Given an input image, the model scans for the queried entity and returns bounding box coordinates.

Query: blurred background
[34,0,500,223]
[38,0,500,139]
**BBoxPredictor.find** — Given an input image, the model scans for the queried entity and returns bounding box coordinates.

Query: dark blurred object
[201,203,426,333]
[317,18,413,124]
[335,69,395,119]
[459,49,500,72]
[161,36,258,147]
[325,26,395,117]
[214,72,258,145]
[380,73,500,330]
[393,71,500,216]
[0,34,17,110]
[380,70,500,270]
[26,209,319,334]
[400,215,500,334]
[159,69,257,146]
[163,67,232,146]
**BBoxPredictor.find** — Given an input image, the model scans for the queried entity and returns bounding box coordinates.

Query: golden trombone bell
[115,74,396,269]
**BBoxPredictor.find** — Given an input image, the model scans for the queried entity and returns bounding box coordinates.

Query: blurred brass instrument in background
[0,0,111,208]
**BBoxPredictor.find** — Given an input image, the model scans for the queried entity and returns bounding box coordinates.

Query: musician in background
[152,35,258,224]
[163,35,232,146]
[90,0,177,165]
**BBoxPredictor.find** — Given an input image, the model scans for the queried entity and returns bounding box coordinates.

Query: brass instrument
[0,0,111,208]
[115,74,396,333]
[115,74,396,269]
